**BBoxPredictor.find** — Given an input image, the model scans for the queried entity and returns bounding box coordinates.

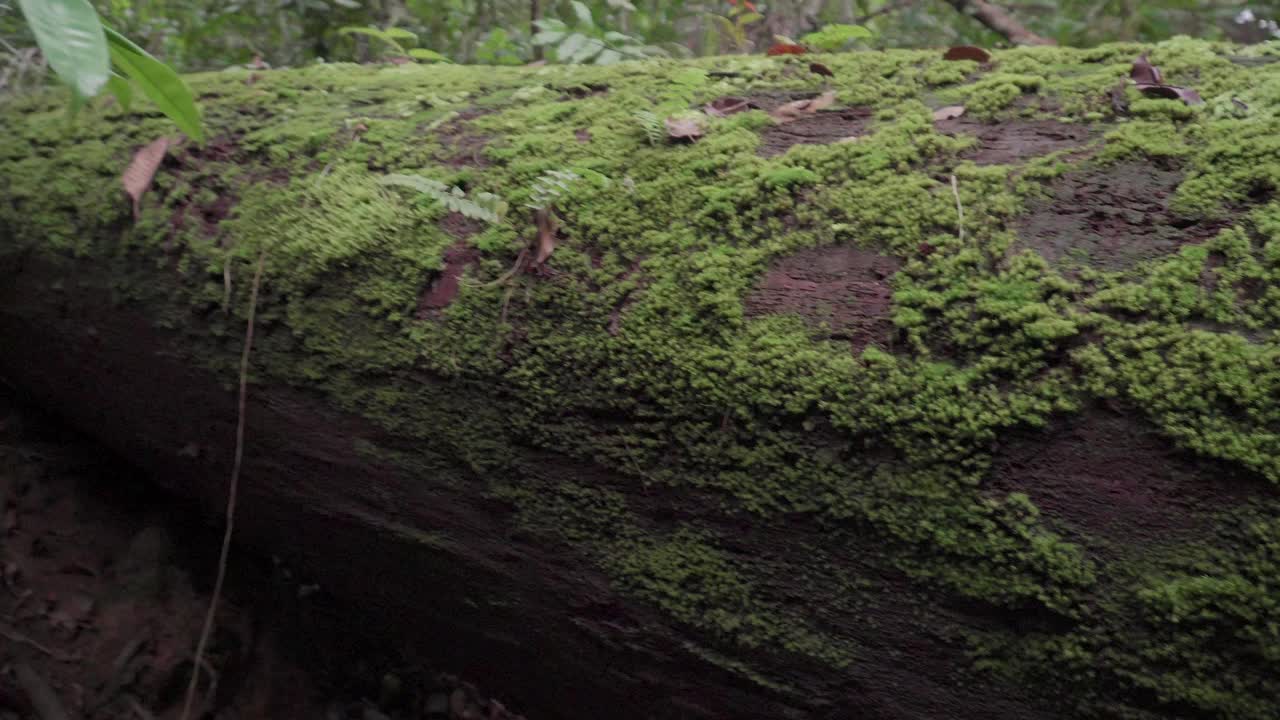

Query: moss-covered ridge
[3,38,1280,717]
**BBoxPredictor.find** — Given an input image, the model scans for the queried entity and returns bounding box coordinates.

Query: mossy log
[3,40,1280,720]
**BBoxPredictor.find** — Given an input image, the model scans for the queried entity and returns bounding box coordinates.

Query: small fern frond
[379,173,507,224]
[633,110,663,146]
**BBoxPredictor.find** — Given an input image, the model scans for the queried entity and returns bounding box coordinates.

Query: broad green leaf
[570,1,593,28]
[535,18,567,32]
[603,31,631,43]
[594,48,623,65]
[105,71,132,111]
[531,30,565,45]
[18,0,110,98]
[332,0,361,7]
[340,26,390,40]
[737,12,764,26]
[570,38,604,63]
[408,48,449,63]
[104,26,203,141]
[708,15,736,40]
[557,32,589,59]
[382,27,418,42]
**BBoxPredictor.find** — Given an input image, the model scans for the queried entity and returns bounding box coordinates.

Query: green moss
[2,39,1279,718]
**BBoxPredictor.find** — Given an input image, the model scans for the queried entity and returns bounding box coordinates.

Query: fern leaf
[379,173,503,224]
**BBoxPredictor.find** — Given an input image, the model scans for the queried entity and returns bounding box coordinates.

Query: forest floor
[0,388,524,720]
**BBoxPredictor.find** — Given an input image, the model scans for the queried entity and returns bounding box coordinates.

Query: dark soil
[432,112,492,169]
[989,405,1274,546]
[417,242,481,318]
[744,245,901,352]
[162,136,247,245]
[1017,162,1230,271]
[758,107,873,157]
[934,118,1095,166]
[0,391,524,720]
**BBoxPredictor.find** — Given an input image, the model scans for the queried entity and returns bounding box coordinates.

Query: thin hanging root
[480,247,531,289]
[179,247,267,720]
[498,283,517,326]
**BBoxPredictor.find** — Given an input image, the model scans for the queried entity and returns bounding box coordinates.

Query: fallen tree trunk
[3,41,1279,719]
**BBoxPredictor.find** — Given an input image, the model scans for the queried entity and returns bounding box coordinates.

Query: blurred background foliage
[5,0,1280,87]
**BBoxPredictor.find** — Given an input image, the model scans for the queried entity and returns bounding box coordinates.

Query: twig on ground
[179,247,267,720]
[0,623,80,662]
[15,663,72,720]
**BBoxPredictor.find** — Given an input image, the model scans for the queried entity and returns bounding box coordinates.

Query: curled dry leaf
[122,137,171,220]
[1135,83,1203,105]
[943,45,991,63]
[769,90,836,124]
[1129,54,1202,106]
[808,62,834,78]
[532,208,558,268]
[664,115,705,141]
[766,43,807,56]
[1130,54,1163,85]
[704,96,752,117]
[932,105,966,121]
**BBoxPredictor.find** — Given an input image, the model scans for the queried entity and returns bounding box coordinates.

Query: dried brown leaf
[664,115,705,141]
[1130,54,1163,85]
[932,105,966,121]
[767,43,807,56]
[769,90,836,124]
[704,96,751,118]
[943,45,991,63]
[532,208,558,267]
[122,137,170,220]
[1135,83,1203,105]
[808,62,834,77]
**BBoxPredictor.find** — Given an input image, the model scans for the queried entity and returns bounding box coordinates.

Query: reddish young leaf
[665,115,706,141]
[767,43,808,56]
[808,62,834,77]
[122,136,171,220]
[769,90,836,124]
[943,45,991,62]
[1130,54,1163,85]
[932,105,966,121]
[704,96,752,117]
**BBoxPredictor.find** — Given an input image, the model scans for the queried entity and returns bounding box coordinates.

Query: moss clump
[3,38,1280,717]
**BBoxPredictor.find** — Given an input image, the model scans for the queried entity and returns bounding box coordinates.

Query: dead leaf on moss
[808,62,834,77]
[769,90,836,124]
[767,43,807,56]
[1135,83,1203,105]
[704,97,752,117]
[1130,54,1163,85]
[1128,54,1202,105]
[664,115,705,141]
[122,137,171,220]
[532,208,558,267]
[943,45,991,62]
[932,105,966,121]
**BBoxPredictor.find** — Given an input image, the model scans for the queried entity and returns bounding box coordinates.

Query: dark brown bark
[531,0,544,61]
[946,0,1056,46]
